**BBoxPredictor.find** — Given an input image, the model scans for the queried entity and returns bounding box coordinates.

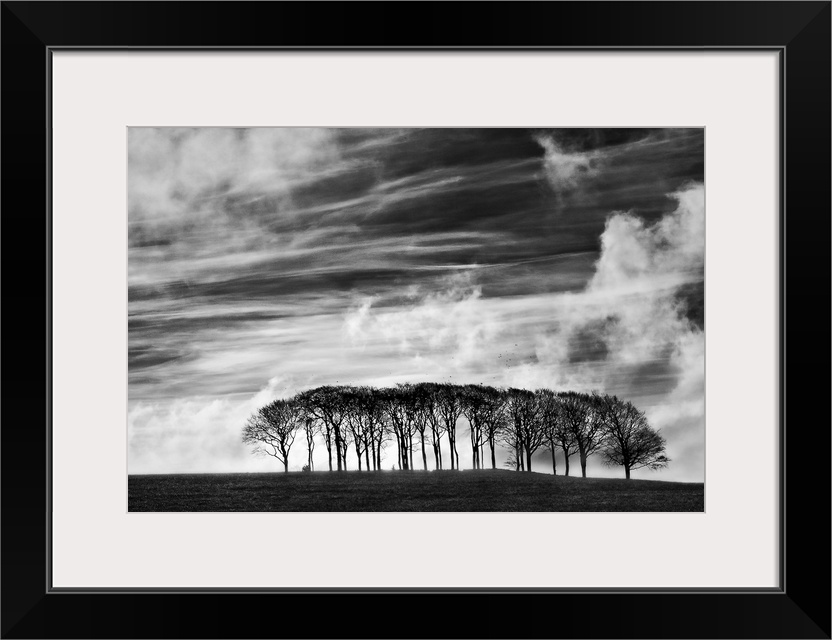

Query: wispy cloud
[535,134,603,196]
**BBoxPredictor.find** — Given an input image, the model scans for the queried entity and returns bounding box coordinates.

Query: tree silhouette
[343,387,371,471]
[537,389,561,475]
[505,388,544,472]
[436,383,463,470]
[381,385,415,470]
[303,416,317,472]
[244,383,671,477]
[242,399,302,472]
[411,384,432,470]
[559,391,605,478]
[480,386,506,469]
[300,386,348,471]
[459,385,491,470]
[598,395,670,479]
[356,386,386,471]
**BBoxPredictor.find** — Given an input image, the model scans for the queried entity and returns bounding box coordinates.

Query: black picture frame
[2,2,829,638]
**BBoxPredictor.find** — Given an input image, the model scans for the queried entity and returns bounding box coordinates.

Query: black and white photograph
[128,127,705,512]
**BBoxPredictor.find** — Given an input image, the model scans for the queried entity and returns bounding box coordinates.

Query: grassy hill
[128,469,703,512]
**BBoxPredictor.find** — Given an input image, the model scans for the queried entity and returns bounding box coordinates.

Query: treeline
[242,383,669,479]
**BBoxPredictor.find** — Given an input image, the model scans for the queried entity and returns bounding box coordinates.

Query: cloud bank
[344,183,704,479]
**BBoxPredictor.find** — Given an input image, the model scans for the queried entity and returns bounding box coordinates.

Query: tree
[420,383,445,470]
[436,383,463,470]
[537,389,561,475]
[501,391,525,471]
[480,386,506,470]
[242,399,302,472]
[498,419,524,472]
[343,387,370,471]
[381,385,415,470]
[505,388,545,472]
[303,416,317,472]
[555,421,578,477]
[536,389,578,476]
[337,423,353,471]
[411,383,432,470]
[355,386,385,471]
[459,385,490,469]
[598,395,670,479]
[559,391,606,478]
[300,386,349,471]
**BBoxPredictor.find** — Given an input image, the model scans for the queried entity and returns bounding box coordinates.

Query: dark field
[128,470,704,512]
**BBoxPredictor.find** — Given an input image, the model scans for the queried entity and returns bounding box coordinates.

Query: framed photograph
[2,2,829,638]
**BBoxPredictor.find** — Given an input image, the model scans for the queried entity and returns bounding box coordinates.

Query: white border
[51,51,779,588]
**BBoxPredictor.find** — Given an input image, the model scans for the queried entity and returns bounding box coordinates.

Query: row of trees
[241,383,669,479]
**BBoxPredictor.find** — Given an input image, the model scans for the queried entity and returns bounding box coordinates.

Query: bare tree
[504,388,545,472]
[381,385,415,470]
[338,423,353,471]
[498,421,523,472]
[537,389,561,475]
[459,385,491,469]
[242,399,302,472]
[501,389,525,471]
[303,416,317,471]
[480,386,506,469]
[555,420,579,477]
[559,391,605,478]
[411,384,431,470]
[300,386,349,471]
[436,383,463,470]
[598,395,670,479]
[342,387,369,470]
[354,387,385,471]
[419,383,445,470]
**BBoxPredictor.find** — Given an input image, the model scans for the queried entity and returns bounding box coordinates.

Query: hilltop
[128,469,703,512]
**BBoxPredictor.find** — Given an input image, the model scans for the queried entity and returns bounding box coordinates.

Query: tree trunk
[448,435,455,469]
[326,436,333,472]
[625,465,631,479]
[365,447,371,471]
[395,434,402,470]
[437,445,443,470]
[526,449,533,473]
[490,441,496,470]
[551,448,557,475]
[564,453,570,477]
[284,459,289,473]
[334,430,343,471]
[421,435,428,470]
[580,452,588,478]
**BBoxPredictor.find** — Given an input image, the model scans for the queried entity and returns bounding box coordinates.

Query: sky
[128,127,705,481]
